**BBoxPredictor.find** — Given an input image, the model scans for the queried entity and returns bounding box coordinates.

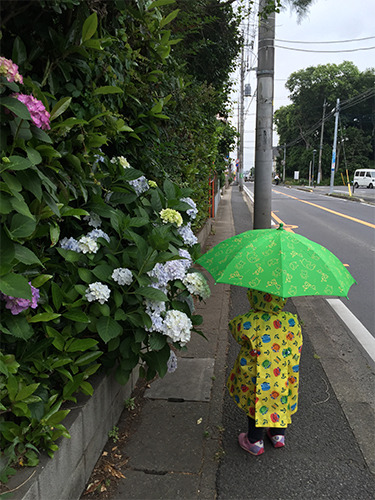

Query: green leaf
[15,383,39,402]
[26,147,42,166]
[82,12,98,42]
[93,86,123,95]
[66,338,98,352]
[50,222,60,247]
[51,282,63,310]
[135,286,168,302]
[7,155,32,171]
[92,264,113,282]
[148,0,176,9]
[0,229,15,270]
[0,273,32,299]
[0,195,12,215]
[45,409,70,426]
[78,268,94,283]
[80,380,94,396]
[0,96,31,120]
[163,178,176,199]
[12,36,27,65]
[63,309,90,323]
[97,316,122,343]
[14,245,42,266]
[192,314,203,326]
[31,125,52,144]
[149,332,167,350]
[74,351,102,366]
[82,39,102,50]
[9,214,36,238]
[10,196,35,219]
[4,315,33,340]
[50,97,72,121]
[160,8,180,28]
[31,274,53,287]
[28,312,61,323]
[60,207,89,217]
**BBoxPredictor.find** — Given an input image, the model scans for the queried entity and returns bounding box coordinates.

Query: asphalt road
[245,182,375,338]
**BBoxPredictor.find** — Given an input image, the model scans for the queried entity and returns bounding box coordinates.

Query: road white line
[326,298,375,364]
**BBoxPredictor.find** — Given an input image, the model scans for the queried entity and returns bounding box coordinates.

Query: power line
[274,44,375,53]
[276,35,375,45]
[283,89,375,148]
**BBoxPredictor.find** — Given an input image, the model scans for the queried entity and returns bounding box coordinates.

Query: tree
[274,62,375,180]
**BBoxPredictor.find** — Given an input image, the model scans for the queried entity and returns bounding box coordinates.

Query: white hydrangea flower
[178,249,193,270]
[129,176,149,195]
[145,310,165,333]
[118,156,131,168]
[87,228,110,243]
[160,208,183,227]
[85,282,111,304]
[177,222,198,246]
[60,237,81,252]
[167,350,178,373]
[84,212,102,228]
[78,236,99,254]
[183,272,211,300]
[112,268,133,286]
[163,310,192,346]
[181,197,198,220]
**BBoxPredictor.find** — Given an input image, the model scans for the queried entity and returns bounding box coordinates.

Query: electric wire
[274,44,375,53]
[276,35,375,44]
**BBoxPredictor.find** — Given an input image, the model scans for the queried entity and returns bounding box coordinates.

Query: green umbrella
[196,224,356,298]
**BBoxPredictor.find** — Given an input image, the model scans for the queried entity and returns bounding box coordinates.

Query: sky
[231,0,375,170]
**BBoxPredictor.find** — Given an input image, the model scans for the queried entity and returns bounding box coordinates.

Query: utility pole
[317,98,327,185]
[239,40,245,192]
[253,0,275,229]
[329,98,340,194]
[282,143,286,183]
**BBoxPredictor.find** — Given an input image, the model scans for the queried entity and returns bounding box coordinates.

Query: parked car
[352,169,375,189]
[244,171,254,181]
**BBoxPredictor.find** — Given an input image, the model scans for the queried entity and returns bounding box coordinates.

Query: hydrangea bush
[0,50,210,480]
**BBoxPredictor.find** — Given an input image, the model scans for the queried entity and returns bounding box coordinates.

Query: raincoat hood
[247,289,287,313]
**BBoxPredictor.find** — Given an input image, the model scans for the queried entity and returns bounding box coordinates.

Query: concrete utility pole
[238,40,245,192]
[253,0,275,229]
[329,98,340,194]
[317,98,327,185]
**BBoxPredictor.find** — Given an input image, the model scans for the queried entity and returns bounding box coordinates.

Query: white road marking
[326,298,375,364]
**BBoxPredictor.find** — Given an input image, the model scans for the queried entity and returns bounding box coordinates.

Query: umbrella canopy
[196,224,356,298]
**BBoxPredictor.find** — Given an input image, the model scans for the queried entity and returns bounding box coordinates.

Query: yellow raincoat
[227,289,302,428]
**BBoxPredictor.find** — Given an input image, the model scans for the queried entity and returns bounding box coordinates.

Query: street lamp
[312,149,317,187]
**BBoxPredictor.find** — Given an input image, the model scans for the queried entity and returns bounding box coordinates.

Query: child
[227,289,303,456]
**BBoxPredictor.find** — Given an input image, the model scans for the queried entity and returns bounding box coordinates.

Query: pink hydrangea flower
[12,93,51,130]
[1,282,40,315]
[0,56,23,84]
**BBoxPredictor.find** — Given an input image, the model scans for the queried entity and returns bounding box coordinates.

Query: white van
[353,169,375,189]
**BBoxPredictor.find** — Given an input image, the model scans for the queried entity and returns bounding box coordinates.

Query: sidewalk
[83,185,374,499]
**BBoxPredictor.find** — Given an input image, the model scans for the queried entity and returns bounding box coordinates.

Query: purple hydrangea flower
[12,93,50,130]
[1,282,39,315]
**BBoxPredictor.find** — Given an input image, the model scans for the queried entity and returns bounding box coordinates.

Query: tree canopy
[274,61,375,181]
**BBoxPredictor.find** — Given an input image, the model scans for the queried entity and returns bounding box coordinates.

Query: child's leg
[247,416,264,443]
[268,427,285,436]
[267,427,286,448]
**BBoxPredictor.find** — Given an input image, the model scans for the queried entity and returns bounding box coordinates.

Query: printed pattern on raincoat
[227,289,303,428]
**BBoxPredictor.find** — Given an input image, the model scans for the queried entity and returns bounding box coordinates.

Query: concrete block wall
[6,371,136,500]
